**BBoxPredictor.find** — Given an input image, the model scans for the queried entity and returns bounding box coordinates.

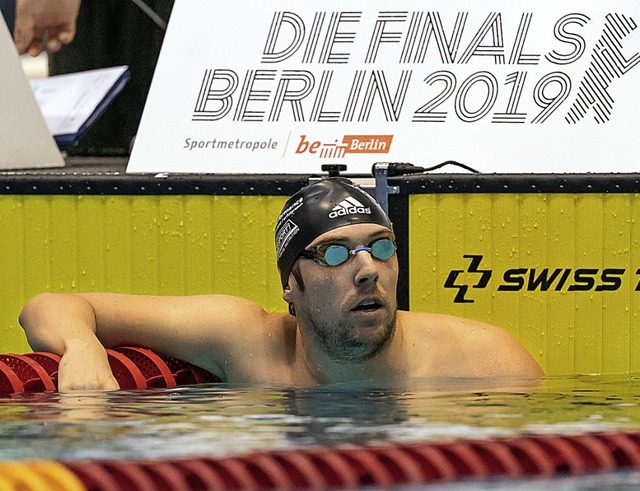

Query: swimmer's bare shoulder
[399,311,544,378]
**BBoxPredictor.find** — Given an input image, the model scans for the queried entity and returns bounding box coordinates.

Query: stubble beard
[302,305,398,363]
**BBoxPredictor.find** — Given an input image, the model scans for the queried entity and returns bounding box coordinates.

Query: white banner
[128,0,640,174]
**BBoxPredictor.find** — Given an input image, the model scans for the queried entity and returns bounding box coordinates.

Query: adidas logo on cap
[329,196,372,219]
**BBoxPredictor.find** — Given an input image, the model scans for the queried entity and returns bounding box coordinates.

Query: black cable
[374,161,480,177]
[422,160,480,174]
[129,0,167,31]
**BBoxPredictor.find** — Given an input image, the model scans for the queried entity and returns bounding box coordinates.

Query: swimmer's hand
[57,340,120,391]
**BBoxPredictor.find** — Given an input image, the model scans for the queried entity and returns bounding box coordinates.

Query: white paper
[30,66,128,136]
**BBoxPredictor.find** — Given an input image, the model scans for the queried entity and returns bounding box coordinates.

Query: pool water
[1,374,640,488]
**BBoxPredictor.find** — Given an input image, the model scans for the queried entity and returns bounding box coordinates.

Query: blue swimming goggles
[299,238,397,267]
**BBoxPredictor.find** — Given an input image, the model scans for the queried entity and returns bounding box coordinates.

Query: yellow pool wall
[1,191,638,376]
[410,192,640,376]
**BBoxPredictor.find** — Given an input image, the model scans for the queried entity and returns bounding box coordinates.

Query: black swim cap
[275,178,393,288]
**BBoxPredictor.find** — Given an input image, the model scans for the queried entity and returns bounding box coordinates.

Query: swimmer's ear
[282,285,293,304]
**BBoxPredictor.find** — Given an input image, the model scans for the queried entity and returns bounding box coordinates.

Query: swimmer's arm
[19,292,269,389]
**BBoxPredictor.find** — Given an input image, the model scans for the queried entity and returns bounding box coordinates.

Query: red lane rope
[0,347,219,394]
[46,431,640,490]
[64,462,121,490]
[468,440,522,476]
[0,359,25,393]
[407,444,458,481]
[270,452,329,489]
[178,459,229,491]
[105,350,148,390]
[115,346,177,388]
[0,354,56,392]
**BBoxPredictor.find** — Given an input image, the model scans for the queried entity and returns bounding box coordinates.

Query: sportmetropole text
[184,137,278,152]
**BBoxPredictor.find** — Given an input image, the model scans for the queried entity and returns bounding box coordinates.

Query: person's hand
[13,0,81,57]
[57,340,120,392]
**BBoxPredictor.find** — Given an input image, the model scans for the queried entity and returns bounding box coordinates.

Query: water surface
[1,374,639,463]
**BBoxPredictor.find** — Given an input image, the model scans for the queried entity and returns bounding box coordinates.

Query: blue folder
[54,68,131,149]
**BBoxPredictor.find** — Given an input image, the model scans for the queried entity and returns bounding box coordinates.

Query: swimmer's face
[283,223,398,362]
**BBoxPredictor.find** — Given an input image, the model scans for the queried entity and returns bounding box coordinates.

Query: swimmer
[19,178,543,390]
